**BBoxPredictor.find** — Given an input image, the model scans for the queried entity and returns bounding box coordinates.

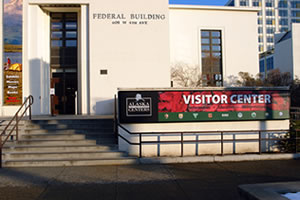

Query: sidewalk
[0,160,300,200]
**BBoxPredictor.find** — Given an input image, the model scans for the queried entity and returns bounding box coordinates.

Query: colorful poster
[118,89,290,123]
[3,0,23,105]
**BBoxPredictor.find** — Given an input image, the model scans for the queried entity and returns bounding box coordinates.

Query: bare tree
[171,63,202,87]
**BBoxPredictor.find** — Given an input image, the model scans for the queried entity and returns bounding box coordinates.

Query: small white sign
[50,88,55,95]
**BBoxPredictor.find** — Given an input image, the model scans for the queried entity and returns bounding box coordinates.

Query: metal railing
[291,107,300,120]
[118,124,299,158]
[0,95,34,168]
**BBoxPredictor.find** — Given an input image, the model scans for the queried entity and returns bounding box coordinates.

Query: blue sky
[169,0,229,6]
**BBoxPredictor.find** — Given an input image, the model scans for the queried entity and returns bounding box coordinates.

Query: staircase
[1,118,137,167]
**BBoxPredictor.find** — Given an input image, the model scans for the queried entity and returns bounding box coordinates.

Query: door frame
[41,5,89,115]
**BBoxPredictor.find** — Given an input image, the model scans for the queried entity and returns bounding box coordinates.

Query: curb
[139,153,300,164]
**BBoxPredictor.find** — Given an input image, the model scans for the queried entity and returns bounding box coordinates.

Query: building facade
[226,0,300,52]
[0,1,259,116]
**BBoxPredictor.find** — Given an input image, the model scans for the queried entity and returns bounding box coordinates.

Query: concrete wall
[89,0,170,115]
[274,33,293,76]
[169,5,259,86]
[119,120,289,157]
[292,23,300,79]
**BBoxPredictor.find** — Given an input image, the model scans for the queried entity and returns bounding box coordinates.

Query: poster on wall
[3,0,23,105]
[118,89,290,123]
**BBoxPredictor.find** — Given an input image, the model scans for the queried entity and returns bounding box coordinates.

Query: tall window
[201,30,222,87]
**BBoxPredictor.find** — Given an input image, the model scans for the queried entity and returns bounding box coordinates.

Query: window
[267,36,274,43]
[266,57,274,70]
[266,19,274,25]
[240,0,248,6]
[280,27,289,32]
[292,18,300,23]
[266,10,274,16]
[267,45,274,50]
[279,18,288,25]
[291,1,300,8]
[253,0,260,6]
[260,60,265,72]
[201,30,223,87]
[278,0,288,8]
[265,0,274,7]
[279,10,288,16]
[258,36,263,43]
[292,11,300,17]
[258,27,263,33]
[266,27,275,34]
[259,45,264,52]
[258,18,262,24]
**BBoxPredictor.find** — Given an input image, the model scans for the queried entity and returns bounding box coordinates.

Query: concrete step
[24,124,113,131]
[20,134,85,140]
[2,157,138,167]
[24,129,85,135]
[5,139,96,146]
[3,151,126,160]
[2,144,117,153]
[27,119,114,126]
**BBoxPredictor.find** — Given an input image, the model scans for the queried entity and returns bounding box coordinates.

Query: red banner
[158,91,289,113]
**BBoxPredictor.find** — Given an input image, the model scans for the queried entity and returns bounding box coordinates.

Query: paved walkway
[0,160,300,200]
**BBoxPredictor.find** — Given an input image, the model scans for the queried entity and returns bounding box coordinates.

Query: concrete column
[234,0,240,7]
[274,0,279,33]
[80,4,90,115]
[262,0,267,51]
[249,0,253,7]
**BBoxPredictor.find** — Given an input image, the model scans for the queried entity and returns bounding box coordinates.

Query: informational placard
[4,71,22,105]
[3,0,23,105]
[118,89,290,123]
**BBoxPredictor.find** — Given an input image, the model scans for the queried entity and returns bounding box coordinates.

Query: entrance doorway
[50,12,78,115]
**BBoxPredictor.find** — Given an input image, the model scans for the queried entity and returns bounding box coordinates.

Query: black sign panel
[118,91,158,123]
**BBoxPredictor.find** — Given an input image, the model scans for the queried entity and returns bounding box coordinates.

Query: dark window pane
[51,22,62,29]
[66,22,77,29]
[66,40,77,47]
[65,13,77,20]
[51,13,63,19]
[66,31,77,38]
[51,31,63,38]
[51,40,62,47]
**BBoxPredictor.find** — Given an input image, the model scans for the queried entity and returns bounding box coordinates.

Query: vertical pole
[114,95,118,144]
[181,133,184,157]
[139,134,142,158]
[221,132,224,156]
[16,115,18,141]
[0,135,2,168]
[29,97,32,120]
[259,131,262,154]
[296,130,298,153]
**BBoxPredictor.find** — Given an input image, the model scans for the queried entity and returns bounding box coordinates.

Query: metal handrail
[0,95,34,168]
[118,124,298,158]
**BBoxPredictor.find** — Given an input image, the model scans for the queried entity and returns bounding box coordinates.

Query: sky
[169,0,229,6]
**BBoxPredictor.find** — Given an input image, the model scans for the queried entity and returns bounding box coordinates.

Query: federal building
[0,0,294,164]
[0,0,260,117]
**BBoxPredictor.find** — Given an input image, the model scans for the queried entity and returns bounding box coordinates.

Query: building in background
[259,23,300,79]
[226,0,300,53]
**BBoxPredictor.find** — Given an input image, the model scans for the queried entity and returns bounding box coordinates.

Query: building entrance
[50,12,78,115]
